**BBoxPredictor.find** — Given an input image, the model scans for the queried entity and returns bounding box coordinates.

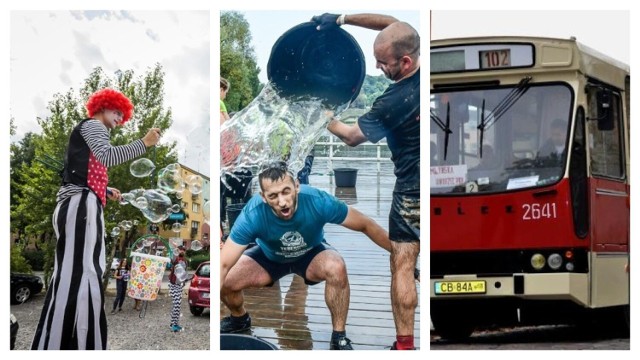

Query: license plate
[202,292,209,299]
[434,280,486,295]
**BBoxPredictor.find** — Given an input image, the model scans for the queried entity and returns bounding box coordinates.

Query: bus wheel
[431,303,475,341]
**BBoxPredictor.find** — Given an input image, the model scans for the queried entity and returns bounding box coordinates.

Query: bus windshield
[430,83,573,195]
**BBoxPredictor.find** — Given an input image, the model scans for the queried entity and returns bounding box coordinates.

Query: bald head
[375,22,420,61]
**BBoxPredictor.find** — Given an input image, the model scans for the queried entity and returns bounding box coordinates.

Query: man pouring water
[312,12,420,350]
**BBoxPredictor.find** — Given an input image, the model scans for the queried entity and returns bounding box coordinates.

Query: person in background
[220,77,231,124]
[168,246,189,332]
[110,258,130,314]
[312,13,420,350]
[31,88,161,350]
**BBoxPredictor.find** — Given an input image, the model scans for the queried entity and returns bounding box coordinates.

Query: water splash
[220,82,347,187]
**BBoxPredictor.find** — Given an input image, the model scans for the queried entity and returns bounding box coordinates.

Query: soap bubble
[171,204,181,213]
[139,189,172,223]
[186,174,204,195]
[175,191,183,200]
[157,167,184,194]
[171,222,182,233]
[133,220,139,225]
[122,192,135,204]
[174,263,188,283]
[130,158,156,178]
[111,227,120,237]
[135,196,148,209]
[190,240,203,251]
[202,200,210,224]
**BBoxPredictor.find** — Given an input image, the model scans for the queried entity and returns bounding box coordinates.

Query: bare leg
[221,255,272,316]
[306,250,350,331]
[390,241,419,335]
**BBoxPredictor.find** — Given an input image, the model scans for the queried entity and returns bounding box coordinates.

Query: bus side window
[587,87,624,179]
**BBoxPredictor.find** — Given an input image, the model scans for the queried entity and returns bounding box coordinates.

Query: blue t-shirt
[229,185,349,263]
[358,68,420,189]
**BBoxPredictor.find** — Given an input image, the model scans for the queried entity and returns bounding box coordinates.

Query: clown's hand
[142,128,162,147]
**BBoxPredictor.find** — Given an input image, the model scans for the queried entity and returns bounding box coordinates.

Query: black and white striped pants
[168,282,183,326]
[31,190,108,350]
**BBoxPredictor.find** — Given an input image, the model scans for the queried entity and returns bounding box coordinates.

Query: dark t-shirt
[358,69,420,189]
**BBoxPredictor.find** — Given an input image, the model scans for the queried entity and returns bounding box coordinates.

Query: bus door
[586,85,629,253]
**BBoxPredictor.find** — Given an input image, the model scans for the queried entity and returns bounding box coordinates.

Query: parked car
[10,272,44,304]
[188,261,210,316]
[10,314,18,350]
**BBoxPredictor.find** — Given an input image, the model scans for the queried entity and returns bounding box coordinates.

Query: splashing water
[130,158,156,178]
[220,82,344,187]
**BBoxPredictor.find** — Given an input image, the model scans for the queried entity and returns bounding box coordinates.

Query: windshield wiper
[430,102,453,161]
[477,76,532,156]
[483,76,532,131]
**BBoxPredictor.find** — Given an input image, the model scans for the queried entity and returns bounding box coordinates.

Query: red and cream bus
[430,36,630,340]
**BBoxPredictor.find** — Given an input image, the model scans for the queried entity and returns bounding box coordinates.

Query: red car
[188,261,210,316]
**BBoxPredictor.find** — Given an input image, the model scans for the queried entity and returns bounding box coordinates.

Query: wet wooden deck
[220,172,421,350]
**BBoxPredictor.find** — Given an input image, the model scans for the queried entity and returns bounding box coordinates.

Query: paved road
[11,276,210,350]
[430,325,630,350]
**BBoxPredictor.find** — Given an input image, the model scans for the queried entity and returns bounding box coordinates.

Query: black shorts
[244,242,333,286]
[389,187,420,243]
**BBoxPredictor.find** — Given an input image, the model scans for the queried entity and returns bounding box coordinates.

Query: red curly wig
[85,88,134,124]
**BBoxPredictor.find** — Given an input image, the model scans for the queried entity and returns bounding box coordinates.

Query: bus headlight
[548,253,563,270]
[565,262,575,271]
[530,253,546,270]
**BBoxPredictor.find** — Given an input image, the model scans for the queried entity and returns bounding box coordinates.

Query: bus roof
[431,36,629,88]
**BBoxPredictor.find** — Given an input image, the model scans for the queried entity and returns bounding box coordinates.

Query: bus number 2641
[522,202,557,220]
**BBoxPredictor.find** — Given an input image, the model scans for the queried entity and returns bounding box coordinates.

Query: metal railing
[314,135,392,175]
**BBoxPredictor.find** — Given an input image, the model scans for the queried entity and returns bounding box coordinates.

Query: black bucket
[334,168,358,187]
[220,334,278,350]
[267,22,365,108]
[226,203,246,230]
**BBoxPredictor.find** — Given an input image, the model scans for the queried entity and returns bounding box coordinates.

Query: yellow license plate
[434,280,486,295]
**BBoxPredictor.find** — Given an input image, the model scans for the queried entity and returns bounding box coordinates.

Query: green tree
[220,11,262,111]
[10,64,179,290]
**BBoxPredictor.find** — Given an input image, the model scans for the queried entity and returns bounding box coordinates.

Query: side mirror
[596,91,614,131]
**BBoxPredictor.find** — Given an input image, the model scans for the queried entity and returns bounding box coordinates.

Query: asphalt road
[430,325,630,350]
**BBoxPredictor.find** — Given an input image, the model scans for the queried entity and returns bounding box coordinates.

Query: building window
[191,221,200,237]
[192,202,200,213]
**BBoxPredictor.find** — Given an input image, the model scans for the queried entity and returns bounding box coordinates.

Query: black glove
[311,13,340,31]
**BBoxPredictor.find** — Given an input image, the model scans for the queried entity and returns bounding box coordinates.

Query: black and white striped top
[56,119,147,203]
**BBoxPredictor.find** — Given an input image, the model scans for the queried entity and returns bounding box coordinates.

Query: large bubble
[186,174,204,195]
[157,167,184,194]
[139,189,172,223]
[130,158,156,178]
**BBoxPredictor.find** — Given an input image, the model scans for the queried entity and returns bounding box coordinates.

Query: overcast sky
[239,10,422,84]
[10,11,210,176]
[431,10,629,65]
